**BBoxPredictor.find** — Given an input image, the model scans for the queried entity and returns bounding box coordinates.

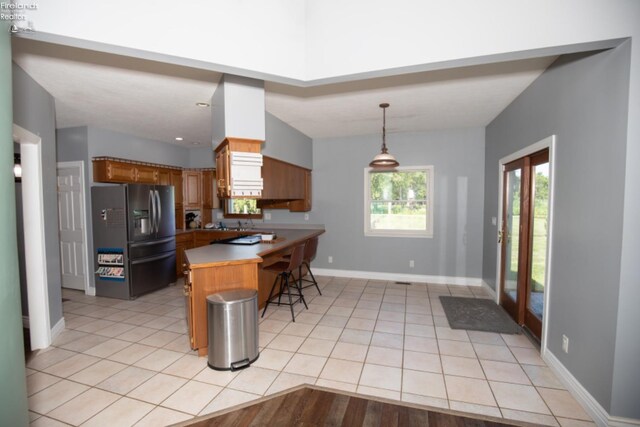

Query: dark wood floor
[185,386,525,427]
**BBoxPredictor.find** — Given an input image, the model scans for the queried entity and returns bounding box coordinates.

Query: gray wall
[263,112,313,169]
[0,21,29,426]
[311,128,485,278]
[12,63,63,327]
[88,127,190,168]
[482,45,632,416]
[188,146,215,169]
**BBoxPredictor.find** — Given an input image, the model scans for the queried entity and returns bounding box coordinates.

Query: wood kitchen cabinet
[202,169,219,210]
[259,156,312,212]
[171,170,184,229]
[183,259,259,355]
[135,164,159,183]
[201,169,219,225]
[93,158,161,184]
[175,232,194,277]
[215,144,229,199]
[214,137,262,199]
[170,170,183,206]
[158,168,171,185]
[289,169,312,212]
[183,170,202,208]
[93,159,136,182]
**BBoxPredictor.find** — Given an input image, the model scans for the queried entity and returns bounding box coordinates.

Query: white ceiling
[12,38,556,145]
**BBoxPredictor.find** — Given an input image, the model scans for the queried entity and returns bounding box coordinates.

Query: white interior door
[57,162,87,291]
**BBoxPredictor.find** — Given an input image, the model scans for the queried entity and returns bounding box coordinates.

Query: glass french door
[500,149,549,340]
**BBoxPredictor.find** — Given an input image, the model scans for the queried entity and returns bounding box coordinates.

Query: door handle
[155,190,161,233]
[498,229,503,243]
[130,251,175,265]
[130,236,175,248]
[149,190,156,233]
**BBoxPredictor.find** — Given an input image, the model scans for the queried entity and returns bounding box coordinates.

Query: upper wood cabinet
[93,158,168,185]
[202,170,214,209]
[214,138,262,199]
[170,170,183,207]
[261,156,309,202]
[135,164,159,184]
[215,145,230,199]
[183,170,202,208]
[289,169,312,212]
[93,159,136,183]
[158,168,171,185]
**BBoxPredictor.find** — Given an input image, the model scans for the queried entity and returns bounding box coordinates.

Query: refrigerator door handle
[155,190,162,233]
[129,236,175,248]
[130,251,174,265]
[149,190,156,234]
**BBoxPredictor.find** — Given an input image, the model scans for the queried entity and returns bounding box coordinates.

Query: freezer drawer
[129,236,176,259]
[129,251,176,297]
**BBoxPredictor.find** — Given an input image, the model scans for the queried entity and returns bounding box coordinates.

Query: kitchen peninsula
[183,228,324,355]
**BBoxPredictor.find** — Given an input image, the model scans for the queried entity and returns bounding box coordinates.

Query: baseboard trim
[481,280,497,299]
[312,268,483,286]
[22,315,29,329]
[86,287,96,296]
[50,317,65,343]
[543,350,640,427]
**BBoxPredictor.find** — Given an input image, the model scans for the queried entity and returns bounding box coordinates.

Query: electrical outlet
[409,260,415,268]
[216,212,223,219]
[562,335,569,353]
[264,212,271,220]
[328,256,333,264]
[304,213,309,221]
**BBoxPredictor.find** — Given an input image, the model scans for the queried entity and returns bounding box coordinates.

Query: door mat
[439,296,521,335]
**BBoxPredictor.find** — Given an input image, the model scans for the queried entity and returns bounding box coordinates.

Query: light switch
[491,217,497,226]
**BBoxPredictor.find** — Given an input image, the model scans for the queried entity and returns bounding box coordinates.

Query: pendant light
[369,103,399,169]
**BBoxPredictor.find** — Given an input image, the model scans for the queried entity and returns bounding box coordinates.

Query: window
[364,166,434,238]
[224,199,262,219]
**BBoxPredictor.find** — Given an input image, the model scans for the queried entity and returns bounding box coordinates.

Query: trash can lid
[207,289,257,304]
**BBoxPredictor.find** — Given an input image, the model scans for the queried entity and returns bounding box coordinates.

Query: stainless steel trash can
[207,289,259,371]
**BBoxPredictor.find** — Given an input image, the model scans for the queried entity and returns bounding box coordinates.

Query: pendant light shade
[369,103,399,169]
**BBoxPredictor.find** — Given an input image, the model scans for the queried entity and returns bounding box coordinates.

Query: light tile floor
[26,277,595,427]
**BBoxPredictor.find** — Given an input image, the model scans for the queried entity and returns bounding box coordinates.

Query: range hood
[212,75,265,198]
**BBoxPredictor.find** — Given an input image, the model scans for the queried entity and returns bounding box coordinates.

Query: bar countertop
[184,228,325,269]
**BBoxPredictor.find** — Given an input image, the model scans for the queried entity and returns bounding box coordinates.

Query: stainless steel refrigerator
[91,184,176,299]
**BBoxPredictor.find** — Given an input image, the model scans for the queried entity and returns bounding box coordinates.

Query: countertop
[184,228,325,269]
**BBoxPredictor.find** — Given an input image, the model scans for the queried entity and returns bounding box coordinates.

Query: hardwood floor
[182,386,529,427]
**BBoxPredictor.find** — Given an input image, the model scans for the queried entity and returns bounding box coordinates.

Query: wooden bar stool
[261,244,308,322]
[283,237,322,296]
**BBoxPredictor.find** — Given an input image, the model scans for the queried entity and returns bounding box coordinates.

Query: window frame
[364,165,434,238]
[223,198,263,219]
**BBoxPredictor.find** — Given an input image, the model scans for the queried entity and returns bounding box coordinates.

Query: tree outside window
[365,166,434,237]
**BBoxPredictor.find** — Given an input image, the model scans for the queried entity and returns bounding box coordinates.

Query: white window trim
[364,165,434,238]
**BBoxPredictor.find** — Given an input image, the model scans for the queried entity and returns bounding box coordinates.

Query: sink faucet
[238,220,242,230]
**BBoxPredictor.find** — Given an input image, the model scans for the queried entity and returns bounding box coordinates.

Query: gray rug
[439,296,521,335]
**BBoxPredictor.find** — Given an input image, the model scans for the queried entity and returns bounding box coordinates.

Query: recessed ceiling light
[192,142,202,146]
[196,102,210,108]
[175,137,184,141]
